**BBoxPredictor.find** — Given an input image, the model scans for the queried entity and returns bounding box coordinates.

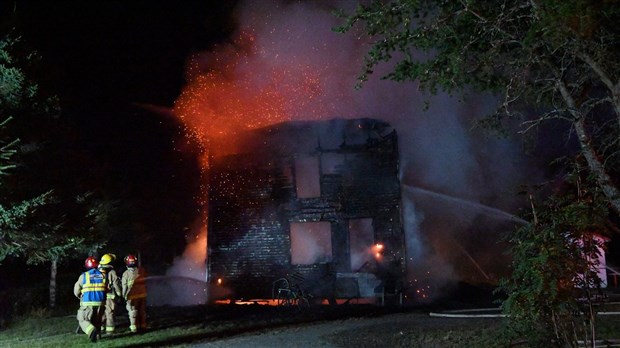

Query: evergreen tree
[0,33,55,262]
[0,33,116,308]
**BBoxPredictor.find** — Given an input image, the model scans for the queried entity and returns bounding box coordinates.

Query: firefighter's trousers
[101,298,117,332]
[76,305,104,337]
[126,298,147,332]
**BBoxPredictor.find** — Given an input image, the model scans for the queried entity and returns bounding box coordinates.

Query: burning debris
[207,118,406,303]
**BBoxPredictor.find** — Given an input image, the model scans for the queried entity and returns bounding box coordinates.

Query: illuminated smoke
[147,219,208,306]
[167,221,207,281]
[170,0,539,303]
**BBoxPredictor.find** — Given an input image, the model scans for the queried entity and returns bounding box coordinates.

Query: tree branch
[578,53,620,126]
[557,78,620,214]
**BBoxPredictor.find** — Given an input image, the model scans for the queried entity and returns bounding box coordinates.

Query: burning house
[207,118,407,302]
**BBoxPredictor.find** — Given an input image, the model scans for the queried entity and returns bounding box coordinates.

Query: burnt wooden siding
[207,119,406,300]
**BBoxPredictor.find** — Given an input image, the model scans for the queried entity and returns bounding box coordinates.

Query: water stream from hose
[402,184,529,225]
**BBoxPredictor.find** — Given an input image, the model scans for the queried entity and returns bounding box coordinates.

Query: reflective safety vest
[81,268,106,306]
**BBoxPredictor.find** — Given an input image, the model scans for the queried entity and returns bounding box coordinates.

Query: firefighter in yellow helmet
[73,256,106,343]
[121,254,148,333]
[98,253,122,334]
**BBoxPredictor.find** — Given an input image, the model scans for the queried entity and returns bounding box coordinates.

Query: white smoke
[168,0,541,303]
[148,218,208,306]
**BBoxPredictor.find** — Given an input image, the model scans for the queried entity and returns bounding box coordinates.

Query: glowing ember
[170,12,357,303]
[373,243,384,259]
[173,31,335,157]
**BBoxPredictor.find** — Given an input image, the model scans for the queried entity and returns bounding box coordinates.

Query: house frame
[207,118,407,302]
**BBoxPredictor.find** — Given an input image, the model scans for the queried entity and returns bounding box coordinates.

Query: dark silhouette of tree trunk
[49,259,57,308]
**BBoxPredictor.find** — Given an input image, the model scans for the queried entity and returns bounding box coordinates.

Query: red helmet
[124,254,138,266]
[85,256,98,269]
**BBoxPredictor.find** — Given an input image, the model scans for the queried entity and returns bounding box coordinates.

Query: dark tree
[336,0,620,214]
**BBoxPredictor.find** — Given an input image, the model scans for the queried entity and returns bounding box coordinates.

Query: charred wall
[207,118,405,300]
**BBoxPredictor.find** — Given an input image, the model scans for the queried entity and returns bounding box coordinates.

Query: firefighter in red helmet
[73,256,106,343]
[84,256,97,269]
[121,254,147,333]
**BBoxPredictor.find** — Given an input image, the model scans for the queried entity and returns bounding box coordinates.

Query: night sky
[12,2,236,109]
[1,1,239,266]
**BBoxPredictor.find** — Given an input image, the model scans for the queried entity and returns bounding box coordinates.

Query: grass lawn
[0,304,398,347]
[0,304,619,347]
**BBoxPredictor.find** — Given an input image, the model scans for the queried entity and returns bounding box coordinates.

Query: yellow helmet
[100,253,116,265]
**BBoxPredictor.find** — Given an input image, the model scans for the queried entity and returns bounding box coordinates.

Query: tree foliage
[335,0,620,214]
[498,168,612,346]
[336,1,619,344]
[0,33,54,262]
[0,33,110,266]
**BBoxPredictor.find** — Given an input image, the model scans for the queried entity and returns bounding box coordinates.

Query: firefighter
[121,254,147,333]
[73,256,106,343]
[98,253,122,334]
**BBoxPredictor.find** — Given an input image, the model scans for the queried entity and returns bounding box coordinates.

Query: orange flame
[173,31,331,157]
[171,26,347,279]
[373,243,384,259]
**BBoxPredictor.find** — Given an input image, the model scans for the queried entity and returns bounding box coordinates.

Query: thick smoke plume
[167,0,539,304]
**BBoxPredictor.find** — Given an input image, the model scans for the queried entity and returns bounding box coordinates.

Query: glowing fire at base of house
[213,298,382,306]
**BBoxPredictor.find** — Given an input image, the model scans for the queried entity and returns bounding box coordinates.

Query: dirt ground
[173,304,503,348]
[188,311,501,348]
